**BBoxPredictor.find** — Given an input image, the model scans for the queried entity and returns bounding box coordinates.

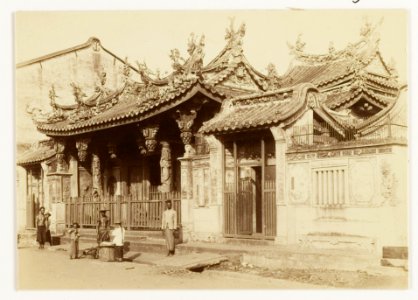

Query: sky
[15,10,407,82]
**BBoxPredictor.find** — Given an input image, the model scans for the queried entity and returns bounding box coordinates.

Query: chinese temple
[17,20,407,254]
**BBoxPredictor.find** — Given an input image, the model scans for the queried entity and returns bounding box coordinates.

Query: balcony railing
[290,121,407,148]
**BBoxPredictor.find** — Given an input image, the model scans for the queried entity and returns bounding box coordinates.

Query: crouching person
[68,222,80,259]
[111,221,125,262]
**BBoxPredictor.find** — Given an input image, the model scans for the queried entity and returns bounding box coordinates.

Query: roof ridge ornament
[70,82,87,106]
[225,18,246,56]
[266,63,281,90]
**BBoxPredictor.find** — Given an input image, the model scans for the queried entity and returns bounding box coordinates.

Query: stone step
[223,237,275,247]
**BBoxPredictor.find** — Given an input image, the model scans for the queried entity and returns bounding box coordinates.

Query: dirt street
[17,248,321,289]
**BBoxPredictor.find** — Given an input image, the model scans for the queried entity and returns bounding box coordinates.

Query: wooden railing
[65,190,181,230]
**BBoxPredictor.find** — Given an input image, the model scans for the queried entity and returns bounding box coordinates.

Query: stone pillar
[91,152,102,197]
[270,126,289,244]
[40,161,50,210]
[68,155,79,197]
[206,135,224,239]
[179,157,194,242]
[159,141,172,193]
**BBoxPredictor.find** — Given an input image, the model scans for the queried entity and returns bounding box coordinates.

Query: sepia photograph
[14,9,409,290]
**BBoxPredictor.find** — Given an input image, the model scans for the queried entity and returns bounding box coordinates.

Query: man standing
[161,200,177,256]
[97,210,110,242]
[36,207,46,249]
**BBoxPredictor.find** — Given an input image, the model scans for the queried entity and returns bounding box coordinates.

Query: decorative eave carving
[75,137,91,162]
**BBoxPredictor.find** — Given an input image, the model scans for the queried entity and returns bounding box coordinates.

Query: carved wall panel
[287,162,310,204]
[349,158,376,205]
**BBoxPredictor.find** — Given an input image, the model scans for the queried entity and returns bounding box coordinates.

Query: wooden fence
[65,190,181,230]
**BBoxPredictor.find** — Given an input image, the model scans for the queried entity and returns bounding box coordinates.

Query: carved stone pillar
[159,141,172,193]
[91,152,102,197]
[270,126,289,245]
[75,137,90,162]
[205,134,224,241]
[54,138,66,172]
[174,109,197,157]
[179,156,194,242]
[142,125,159,154]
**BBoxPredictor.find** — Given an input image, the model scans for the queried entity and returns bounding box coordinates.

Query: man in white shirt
[111,221,125,262]
[161,200,178,256]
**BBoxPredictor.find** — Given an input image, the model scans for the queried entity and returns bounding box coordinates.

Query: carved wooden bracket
[75,137,91,162]
[174,109,197,145]
[142,125,159,154]
[107,142,117,159]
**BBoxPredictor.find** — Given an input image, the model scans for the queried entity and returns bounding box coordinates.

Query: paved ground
[17,247,323,289]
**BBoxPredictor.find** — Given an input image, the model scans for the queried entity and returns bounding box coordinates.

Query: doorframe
[221,132,276,240]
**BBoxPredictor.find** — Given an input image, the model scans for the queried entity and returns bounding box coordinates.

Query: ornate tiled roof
[36,78,225,135]
[200,83,317,134]
[27,20,404,139]
[17,140,55,165]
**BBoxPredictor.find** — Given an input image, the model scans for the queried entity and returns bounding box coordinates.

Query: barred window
[313,167,347,208]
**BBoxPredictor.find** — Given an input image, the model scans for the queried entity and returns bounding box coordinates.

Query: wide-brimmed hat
[99,209,109,212]
[44,212,51,216]
[72,222,80,228]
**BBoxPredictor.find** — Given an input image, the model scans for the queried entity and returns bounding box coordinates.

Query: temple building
[16,21,407,255]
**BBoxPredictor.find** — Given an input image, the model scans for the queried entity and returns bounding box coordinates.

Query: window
[313,166,347,208]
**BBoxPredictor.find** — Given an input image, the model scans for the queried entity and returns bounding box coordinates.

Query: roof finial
[295,34,306,52]
[225,18,246,51]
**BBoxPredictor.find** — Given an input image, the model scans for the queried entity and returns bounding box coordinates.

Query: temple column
[159,141,172,193]
[91,151,102,197]
[178,156,193,242]
[54,138,66,172]
[174,109,198,242]
[270,126,290,245]
[48,138,70,234]
[205,135,224,241]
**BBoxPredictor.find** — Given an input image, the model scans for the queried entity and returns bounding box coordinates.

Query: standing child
[68,222,80,259]
[111,221,125,262]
